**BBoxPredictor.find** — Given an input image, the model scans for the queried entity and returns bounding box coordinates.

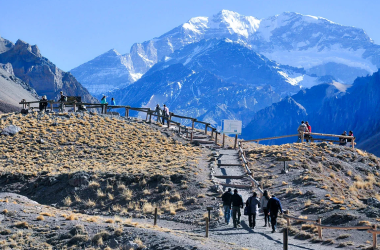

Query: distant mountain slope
[71,10,380,95]
[0,66,38,113]
[243,71,380,156]
[107,39,328,127]
[0,37,97,103]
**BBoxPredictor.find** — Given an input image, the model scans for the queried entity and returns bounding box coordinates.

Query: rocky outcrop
[0,38,97,103]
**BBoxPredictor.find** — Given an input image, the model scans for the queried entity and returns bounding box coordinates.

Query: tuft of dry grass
[66,214,78,221]
[36,215,45,221]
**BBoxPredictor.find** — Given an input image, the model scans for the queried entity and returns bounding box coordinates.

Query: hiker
[231,189,243,228]
[221,188,232,225]
[260,190,271,227]
[100,95,108,104]
[267,195,283,233]
[162,104,169,125]
[246,192,260,229]
[59,91,67,112]
[39,95,48,112]
[339,131,347,146]
[347,131,354,143]
[110,97,116,106]
[297,121,309,142]
[155,104,162,124]
[305,121,312,143]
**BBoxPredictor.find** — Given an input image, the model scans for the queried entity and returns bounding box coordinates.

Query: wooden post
[205,124,208,135]
[215,132,218,145]
[283,227,288,250]
[50,102,53,112]
[73,103,76,112]
[352,138,355,149]
[234,134,238,149]
[149,112,152,123]
[191,119,195,133]
[222,133,225,148]
[178,124,181,133]
[373,224,377,249]
[145,110,149,121]
[154,208,158,226]
[168,113,172,128]
[285,210,290,227]
[301,132,304,143]
[105,104,108,114]
[191,131,193,142]
[211,129,214,138]
[126,108,129,118]
[318,217,322,240]
[205,217,209,238]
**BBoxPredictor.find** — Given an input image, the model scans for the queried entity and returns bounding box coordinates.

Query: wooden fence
[283,210,379,249]
[19,100,222,144]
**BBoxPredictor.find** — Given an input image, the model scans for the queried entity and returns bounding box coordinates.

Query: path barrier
[283,210,379,249]
[19,100,225,145]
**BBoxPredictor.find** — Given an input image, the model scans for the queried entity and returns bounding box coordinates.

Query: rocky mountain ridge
[71,10,380,94]
[0,37,97,103]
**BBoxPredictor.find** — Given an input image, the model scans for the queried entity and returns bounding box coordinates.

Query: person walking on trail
[267,195,283,233]
[59,91,67,112]
[246,192,260,229]
[155,104,162,124]
[39,95,48,112]
[100,95,108,104]
[339,131,348,146]
[297,121,309,142]
[221,188,232,225]
[305,121,312,143]
[110,98,116,106]
[260,190,271,227]
[162,104,169,125]
[231,189,243,228]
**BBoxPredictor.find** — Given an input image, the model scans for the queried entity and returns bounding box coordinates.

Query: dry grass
[36,215,45,221]
[0,113,200,176]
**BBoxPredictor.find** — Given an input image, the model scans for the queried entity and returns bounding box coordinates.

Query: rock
[317,142,328,148]
[367,197,380,208]
[123,241,139,250]
[109,239,119,248]
[1,125,21,136]
[36,138,45,144]
[68,172,90,187]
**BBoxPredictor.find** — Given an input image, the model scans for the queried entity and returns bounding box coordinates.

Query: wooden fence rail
[283,211,378,249]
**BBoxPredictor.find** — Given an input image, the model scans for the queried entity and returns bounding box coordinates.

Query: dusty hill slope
[243,142,380,248]
[0,67,38,113]
[0,111,227,249]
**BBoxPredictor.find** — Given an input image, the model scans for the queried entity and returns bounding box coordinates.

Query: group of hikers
[222,188,283,233]
[297,121,355,146]
[154,104,170,125]
[100,95,116,106]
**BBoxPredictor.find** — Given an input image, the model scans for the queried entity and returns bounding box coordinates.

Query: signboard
[222,120,242,135]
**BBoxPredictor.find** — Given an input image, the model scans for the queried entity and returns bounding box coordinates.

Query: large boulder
[68,172,90,187]
[1,125,21,136]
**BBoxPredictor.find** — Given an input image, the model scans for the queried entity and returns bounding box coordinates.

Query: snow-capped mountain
[106,39,330,127]
[71,10,380,94]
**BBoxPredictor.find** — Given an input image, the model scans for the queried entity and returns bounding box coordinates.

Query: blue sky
[1,0,379,71]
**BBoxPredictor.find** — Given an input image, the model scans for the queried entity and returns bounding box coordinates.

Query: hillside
[0,66,38,113]
[0,38,97,103]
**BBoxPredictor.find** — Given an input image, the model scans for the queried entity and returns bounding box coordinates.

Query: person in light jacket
[260,190,271,227]
[297,121,309,142]
[246,192,260,229]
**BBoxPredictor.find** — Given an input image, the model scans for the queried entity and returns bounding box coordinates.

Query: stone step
[214,175,246,179]
[220,183,252,189]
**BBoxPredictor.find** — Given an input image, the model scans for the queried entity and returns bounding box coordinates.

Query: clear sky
[1,0,379,71]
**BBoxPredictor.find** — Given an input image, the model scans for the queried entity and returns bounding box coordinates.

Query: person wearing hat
[39,95,48,112]
[246,191,260,229]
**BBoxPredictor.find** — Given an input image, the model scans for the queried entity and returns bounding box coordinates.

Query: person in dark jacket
[39,95,48,112]
[339,131,347,146]
[267,195,283,233]
[231,189,243,228]
[155,104,162,124]
[221,188,232,224]
[246,192,260,229]
[59,91,66,112]
[347,131,354,143]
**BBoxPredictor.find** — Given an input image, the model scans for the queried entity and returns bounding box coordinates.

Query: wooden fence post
[285,210,290,227]
[215,132,218,145]
[211,129,214,138]
[154,208,158,226]
[373,224,377,249]
[352,138,355,149]
[145,109,149,121]
[73,103,76,112]
[222,133,225,148]
[205,217,209,238]
[126,107,129,118]
[168,113,172,128]
[149,112,152,123]
[283,227,288,250]
[234,134,238,149]
[50,102,53,112]
[205,124,208,135]
[318,217,322,240]
[301,132,304,143]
